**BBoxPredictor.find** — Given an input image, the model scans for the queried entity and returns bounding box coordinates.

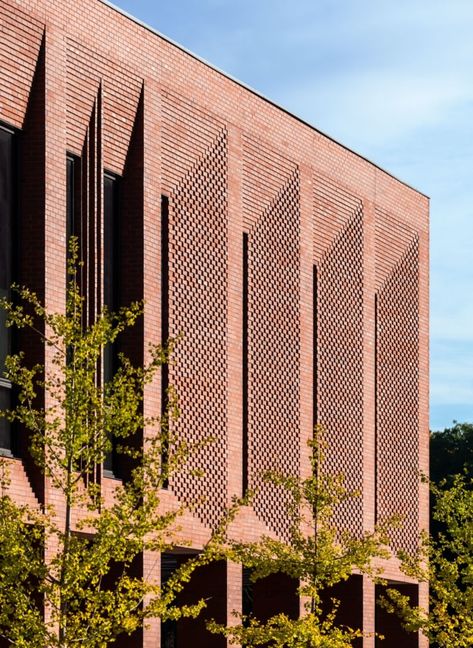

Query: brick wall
[0,0,429,645]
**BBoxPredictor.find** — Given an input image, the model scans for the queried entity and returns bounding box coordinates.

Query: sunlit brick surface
[317,203,364,535]
[247,167,300,539]
[377,237,420,553]
[169,129,229,528]
[0,0,429,643]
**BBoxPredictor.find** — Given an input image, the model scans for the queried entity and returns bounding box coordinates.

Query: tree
[380,423,473,646]
[381,473,473,648]
[430,422,473,485]
[209,430,395,647]
[0,242,225,647]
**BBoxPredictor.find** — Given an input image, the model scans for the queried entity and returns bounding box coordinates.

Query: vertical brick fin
[0,1,44,128]
[242,136,297,231]
[17,33,46,505]
[119,86,144,363]
[317,209,364,535]
[377,238,419,553]
[248,169,301,539]
[375,207,417,290]
[81,87,103,329]
[66,38,142,174]
[115,86,145,482]
[313,177,362,264]
[169,129,228,529]
[161,91,225,192]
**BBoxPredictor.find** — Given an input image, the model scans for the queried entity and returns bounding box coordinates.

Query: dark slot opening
[313,265,318,430]
[0,125,16,454]
[242,232,249,496]
[103,172,120,477]
[374,293,378,524]
[161,195,170,489]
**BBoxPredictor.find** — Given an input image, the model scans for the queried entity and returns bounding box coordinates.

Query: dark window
[242,566,253,618]
[313,265,318,428]
[66,155,82,373]
[242,233,249,495]
[103,173,119,321]
[103,172,120,476]
[161,553,178,648]
[0,126,15,453]
[161,196,169,488]
[66,155,82,274]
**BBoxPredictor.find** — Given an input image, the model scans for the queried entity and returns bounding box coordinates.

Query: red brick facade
[0,0,429,645]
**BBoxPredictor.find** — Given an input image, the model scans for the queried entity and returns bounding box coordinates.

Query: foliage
[210,429,395,647]
[0,240,226,647]
[382,473,473,648]
[430,421,473,485]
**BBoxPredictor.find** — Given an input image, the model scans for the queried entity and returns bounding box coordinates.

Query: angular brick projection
[0,0,429,644]
[66,39,142,173]
[316,203,364,535]
[375,207,418,290]
[376,237,420,553]
[0,2,43,127]
[162,92,225,192]
[242,135,298,231]
[313,177,362,264]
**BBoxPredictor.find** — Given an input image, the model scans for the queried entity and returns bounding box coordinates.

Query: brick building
[0,0,429,646]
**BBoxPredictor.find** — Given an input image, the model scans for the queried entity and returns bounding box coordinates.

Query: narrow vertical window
[103,172,120,476]
[313,265,318,430]
[242,232,249,495]
[242,566,253,619]
[66,157,75,268]
[0,126,15,454]
[103,173,119,325]
[161,196,169,488]
[161,553,178,647]
[66,155,82,274]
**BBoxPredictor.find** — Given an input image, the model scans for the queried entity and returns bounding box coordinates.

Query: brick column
[226,123,244,503]
[363,576,375,648]
[226,561,242,648]
[42,10,67,631]
[142,76,163,648]
[299,162,314,481]
[362,198,376,535]
[418,207,429,648]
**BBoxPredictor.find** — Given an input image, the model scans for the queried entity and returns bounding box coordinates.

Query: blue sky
[109,0,473,431]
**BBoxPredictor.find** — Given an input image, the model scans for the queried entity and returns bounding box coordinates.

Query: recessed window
[242,232,249,495]
[161,195,169,488]
[103,172,120,476]
[66,155,83,280]
[0,126,15,453]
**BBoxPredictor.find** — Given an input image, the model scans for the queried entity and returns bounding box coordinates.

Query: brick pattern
[315,180,364,535]
[168,129,229,529]
[242,136,297,231]
[375,207,417,290]
[0,0,429,641]
[313,177,362,264]
[0,2,43,128]
[377,236,419,553]
[161,91,225,193]
[245,153,301,538]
